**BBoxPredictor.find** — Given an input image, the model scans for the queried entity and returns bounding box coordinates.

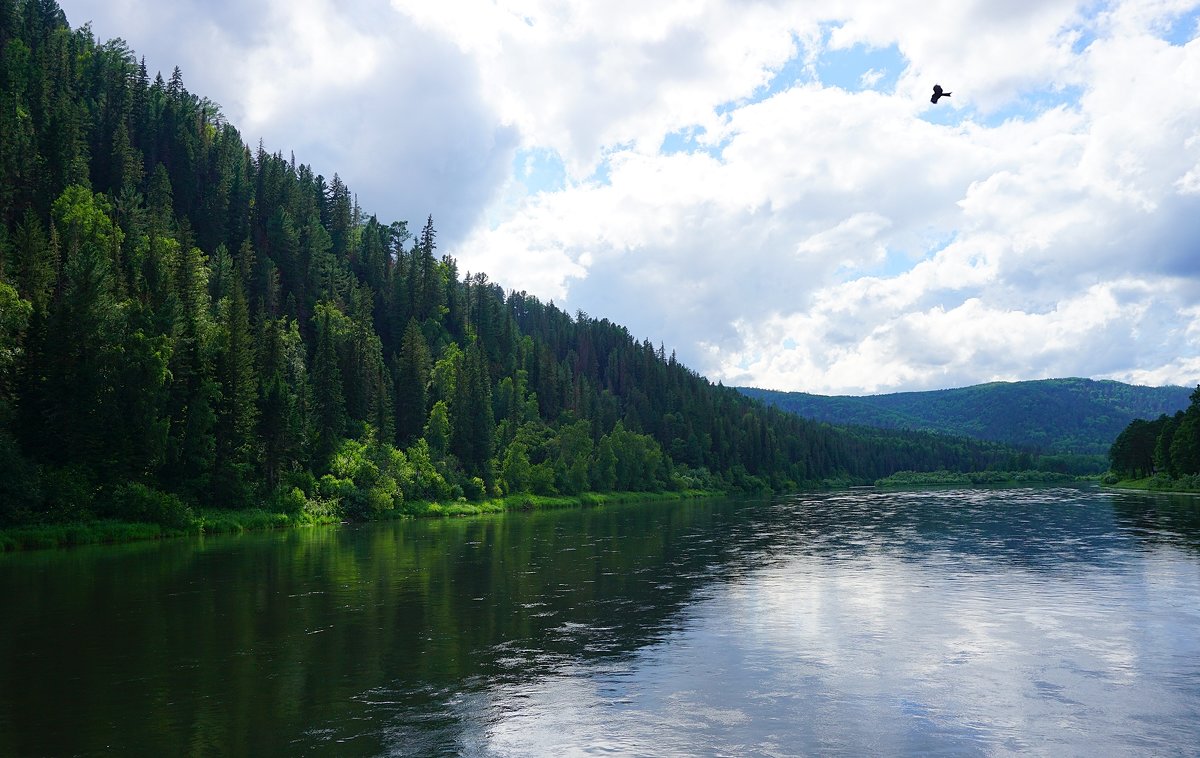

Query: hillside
[739,379,1193,456]
[0,1,1038,529]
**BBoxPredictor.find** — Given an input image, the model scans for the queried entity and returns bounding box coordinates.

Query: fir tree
[394,319,430,446]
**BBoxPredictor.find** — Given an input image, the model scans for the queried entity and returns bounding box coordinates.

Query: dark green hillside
[740,379,1192,456]
[0,0,1037,533]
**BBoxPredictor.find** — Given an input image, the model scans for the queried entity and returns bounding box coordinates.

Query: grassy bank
[1106,475,1200,494]
[0,489,721,553]
[874,470,1080,487]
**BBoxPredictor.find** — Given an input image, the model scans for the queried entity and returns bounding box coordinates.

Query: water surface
[2,486,1199,755]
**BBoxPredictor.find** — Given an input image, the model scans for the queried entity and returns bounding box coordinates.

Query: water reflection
[2,487,1200,755]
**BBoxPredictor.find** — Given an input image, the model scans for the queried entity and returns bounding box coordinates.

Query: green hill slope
[739,379,1193,456]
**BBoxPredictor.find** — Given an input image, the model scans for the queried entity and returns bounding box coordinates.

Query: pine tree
[311,306,346,467]
[212,275,259,506]
[452,341,495,481]
[394,319,430,446]
[416,214,440,320]
[257,316,311,489]
[163,243,218,500]
[9,209,56,315]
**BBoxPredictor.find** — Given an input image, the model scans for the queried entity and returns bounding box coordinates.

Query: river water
[2,486,1200,756]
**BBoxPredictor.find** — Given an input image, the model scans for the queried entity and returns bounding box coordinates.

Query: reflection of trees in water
[0,498,759,755]
[1110,492,1200,554]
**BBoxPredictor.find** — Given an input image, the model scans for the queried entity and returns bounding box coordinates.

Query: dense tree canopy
[1110,387,1200,481]
[0,0,1030,526]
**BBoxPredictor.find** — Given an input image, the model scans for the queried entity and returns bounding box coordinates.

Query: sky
[56,0,1200,395]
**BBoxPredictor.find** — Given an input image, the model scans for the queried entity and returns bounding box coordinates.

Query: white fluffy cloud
[444,0,1200,393]
[60,0,517,243]
[57,0,1200,394]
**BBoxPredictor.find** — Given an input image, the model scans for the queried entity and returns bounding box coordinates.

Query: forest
[0,0,1035,531]
[1108,386,1200,487]
[741,378,1192,467]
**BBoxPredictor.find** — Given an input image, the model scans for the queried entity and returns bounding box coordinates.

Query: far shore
[1105,477,1200,495]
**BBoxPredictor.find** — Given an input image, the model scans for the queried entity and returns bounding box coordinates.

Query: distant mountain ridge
[738,378,1193,455]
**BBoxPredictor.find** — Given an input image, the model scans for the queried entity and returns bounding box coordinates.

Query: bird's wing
[933,84,943,94]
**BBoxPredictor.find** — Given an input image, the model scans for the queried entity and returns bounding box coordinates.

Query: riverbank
[874,470,1083,487]
[0,489,721,552]
[1105,475,1200,494]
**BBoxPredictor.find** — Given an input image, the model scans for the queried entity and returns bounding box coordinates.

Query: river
[2,486,1199,755]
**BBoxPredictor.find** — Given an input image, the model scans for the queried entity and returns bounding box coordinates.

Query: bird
[931,84,951,104]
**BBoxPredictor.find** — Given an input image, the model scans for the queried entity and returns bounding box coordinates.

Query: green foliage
[500,441,532,494]
[0,279,31,384]
[105,482,196,530]
[311,305,347,465]
[0,428,40,525]
[450,341,494,481]
[394,318,430,445]
[424,400,451,458]
[0,521,166,552]
[875,470,1076,487]
[1111,387,1200,490]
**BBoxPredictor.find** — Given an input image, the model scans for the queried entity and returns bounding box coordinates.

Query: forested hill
[739,379,1193,456]
[0,0,1028,527]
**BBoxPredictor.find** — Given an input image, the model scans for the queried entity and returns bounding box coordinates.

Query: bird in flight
[931,84,951,104]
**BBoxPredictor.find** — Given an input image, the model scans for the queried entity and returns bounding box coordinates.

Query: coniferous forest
[1108,386,1200,487]
[0,0,1030,531]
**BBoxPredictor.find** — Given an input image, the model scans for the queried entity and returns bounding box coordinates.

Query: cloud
[58,0,518,244]
[395,0,811,176]
[453,1,1200,393]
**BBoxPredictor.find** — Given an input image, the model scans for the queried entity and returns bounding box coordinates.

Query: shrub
[317,474,355,501]
[109,482,196,530]
[0,433,40,526]
[265,486,308,513]
[462,476,486,501]
[42,465,94,522]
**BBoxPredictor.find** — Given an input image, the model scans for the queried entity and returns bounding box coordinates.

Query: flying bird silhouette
[931,84,951,104]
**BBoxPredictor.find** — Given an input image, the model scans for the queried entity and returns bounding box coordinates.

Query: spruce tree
[394,319,430,446]
[311,306,346,467]
[212,276,258,506]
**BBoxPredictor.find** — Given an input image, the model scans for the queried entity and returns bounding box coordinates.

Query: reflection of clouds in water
[451,667,709,756]
[445,503,1200,756]
[366,490,1200,756]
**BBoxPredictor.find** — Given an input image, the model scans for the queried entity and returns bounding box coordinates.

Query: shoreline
[0,489,723,553]
[1103,477,1200,495]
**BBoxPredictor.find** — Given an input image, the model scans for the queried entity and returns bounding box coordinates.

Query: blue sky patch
[660,125,732,160]
[1070,28,1099,55]
[1162,8,1200,46]
[758,36,810,100]
[816,41,905,93]
[970,84,1085,128]
[919,98,967,127]
[515,147,567,195]
[845,230,957,282]
[661,127,706,156]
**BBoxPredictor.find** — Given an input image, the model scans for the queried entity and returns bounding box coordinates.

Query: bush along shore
[874,470,1081,487]
[1102,474,1200,494]
[0,488,720,553]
